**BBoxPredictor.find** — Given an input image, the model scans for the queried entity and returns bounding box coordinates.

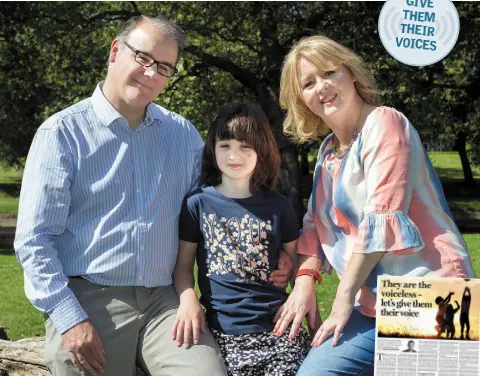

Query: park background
[0,2,479,340]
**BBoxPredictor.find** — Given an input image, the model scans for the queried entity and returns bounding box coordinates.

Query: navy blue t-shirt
[179,186,299,335]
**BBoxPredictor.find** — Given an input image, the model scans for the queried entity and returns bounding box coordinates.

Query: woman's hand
[273,276,318,339]
[310,293,354,347]
[171,291,206,348]
[309,252,384,347]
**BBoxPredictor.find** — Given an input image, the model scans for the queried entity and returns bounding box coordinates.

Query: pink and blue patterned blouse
[297,106,475,317]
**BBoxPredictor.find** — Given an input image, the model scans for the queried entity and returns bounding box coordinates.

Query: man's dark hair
[199,103,280,194]
[117,15,186,64]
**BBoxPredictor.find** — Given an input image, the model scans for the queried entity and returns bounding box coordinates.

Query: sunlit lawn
[0,153,479,339]
[1,234,479,340]
[1,152,480,219]
[429,152,480,182]
[0,165,22,216]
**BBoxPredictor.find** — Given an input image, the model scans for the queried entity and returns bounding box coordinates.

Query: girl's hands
[172,291,206,348]
[269,250,294,288]
[273,276,318,339]
[310,293,354,347]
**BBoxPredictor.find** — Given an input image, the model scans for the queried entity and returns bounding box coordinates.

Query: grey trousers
[45,277,227,376]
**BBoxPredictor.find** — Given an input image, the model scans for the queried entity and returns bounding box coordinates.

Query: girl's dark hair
[199,103,280,194]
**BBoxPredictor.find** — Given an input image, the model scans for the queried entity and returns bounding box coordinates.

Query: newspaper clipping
[375,276,479,376]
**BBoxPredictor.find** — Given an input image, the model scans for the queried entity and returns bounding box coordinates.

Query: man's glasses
[123,41,178,78]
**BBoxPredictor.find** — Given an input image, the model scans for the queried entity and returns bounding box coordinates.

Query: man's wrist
[48,295,89,334]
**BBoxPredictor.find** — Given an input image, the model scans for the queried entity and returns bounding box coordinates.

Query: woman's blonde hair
[279,36,380,143]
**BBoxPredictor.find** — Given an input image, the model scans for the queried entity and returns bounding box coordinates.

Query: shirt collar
[144,102,157,127]
[91,81,159,128]
[91,82,123,127]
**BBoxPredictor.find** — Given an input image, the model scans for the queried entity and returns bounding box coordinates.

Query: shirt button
[138,275,143,281]
[136,188,141,193]
[140,246,144,251]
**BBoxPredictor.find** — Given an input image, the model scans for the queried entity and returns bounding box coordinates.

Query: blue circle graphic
[378,0,460,67]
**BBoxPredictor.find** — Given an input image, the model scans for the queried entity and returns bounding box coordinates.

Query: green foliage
[2,2,479,178]
[0,2,135,166]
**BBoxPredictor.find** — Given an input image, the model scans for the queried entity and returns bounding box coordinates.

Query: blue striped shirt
[14,83,203,334]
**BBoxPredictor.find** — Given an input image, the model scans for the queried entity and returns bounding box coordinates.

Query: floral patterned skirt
[211,327,309,376]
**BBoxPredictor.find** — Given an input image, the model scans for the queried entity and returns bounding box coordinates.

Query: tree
[0,2,137,166]
[140,1,390,212]
[1,1,478,200]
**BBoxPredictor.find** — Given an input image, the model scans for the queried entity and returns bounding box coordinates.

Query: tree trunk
[255,85,305,217]
[300,147,310,175]
[281,145,306,222]
[455,133,476,186]
[0,339,147,376]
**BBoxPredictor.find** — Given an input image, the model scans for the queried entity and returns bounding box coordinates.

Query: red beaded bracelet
[295,268,322,284]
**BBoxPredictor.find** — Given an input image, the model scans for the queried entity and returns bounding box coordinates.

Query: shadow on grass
[0,249,15,256]
[440,181,480,200]
[0,182,21,197]
[433,167,467,180]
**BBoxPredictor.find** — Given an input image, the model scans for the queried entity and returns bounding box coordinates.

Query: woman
[273,36,475,375]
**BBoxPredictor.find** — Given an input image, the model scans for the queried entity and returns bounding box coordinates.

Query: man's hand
[269,250,294,288]
[61,320,106,376]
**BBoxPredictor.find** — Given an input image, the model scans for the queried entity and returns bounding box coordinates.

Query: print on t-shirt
[202,213,272,282]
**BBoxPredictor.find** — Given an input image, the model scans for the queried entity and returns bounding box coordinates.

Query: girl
[172,103,311,376]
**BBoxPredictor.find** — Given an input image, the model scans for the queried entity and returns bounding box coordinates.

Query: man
[402,340,417,353]
[15,15,292,376]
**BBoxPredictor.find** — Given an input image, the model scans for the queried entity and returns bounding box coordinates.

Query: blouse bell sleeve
[353,107,425,255]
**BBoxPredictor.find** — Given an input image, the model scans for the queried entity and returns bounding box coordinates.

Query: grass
[315,235,479,317]
[0,200,19,215]
[0,165,22,217]
[0,249,45,340]
[429,152,480,182]
[449,200,480,220]
[0,165,23,185]
[1,152,479,221]
[2,234,479,340]
[306,151,480,182]
[0,152,479,339]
